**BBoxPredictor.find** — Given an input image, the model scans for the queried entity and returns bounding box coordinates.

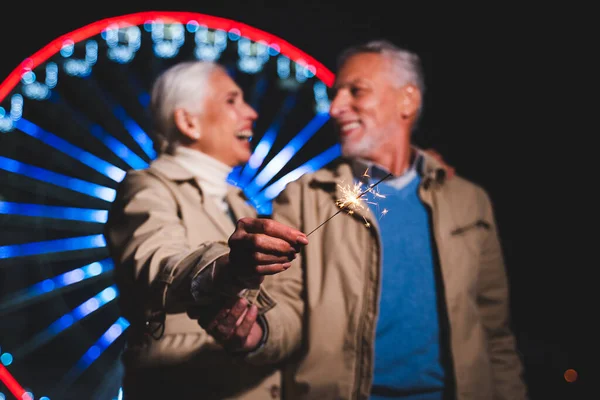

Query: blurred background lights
[151,21,185,59]
[227,28,241,41]
[186,20,199,32]
[237,37,270,73]
[100,286,118,303]
[104,24,141,64]
[0,11,335,399]
[1,352,13,366]
[63,59,92,77]
[268,43,280,56]
[85,40,99,65]
[277,56,290,79]
[10,94,23,120]
[59,40,75,57]
[194,25,227,61]
[20,71,35,85]
[45,62,58,88]
[564,368,578,383]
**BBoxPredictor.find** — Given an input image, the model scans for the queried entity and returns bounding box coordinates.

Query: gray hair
[150,60,223,154]
[337,39,425,96]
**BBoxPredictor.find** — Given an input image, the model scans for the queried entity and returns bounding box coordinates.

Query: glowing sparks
[336,181,369,212]
[335,179,389,226]
[305,171,393,237]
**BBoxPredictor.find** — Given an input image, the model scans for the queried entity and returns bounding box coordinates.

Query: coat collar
[307,147,449,230]
[311,147,448,187]
[149,153,250,208]
[148,154,196,181]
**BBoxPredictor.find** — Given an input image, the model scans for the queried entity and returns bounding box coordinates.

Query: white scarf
[172,147,232,212]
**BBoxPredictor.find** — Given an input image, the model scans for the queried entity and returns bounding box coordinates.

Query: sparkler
[305,171,393,237]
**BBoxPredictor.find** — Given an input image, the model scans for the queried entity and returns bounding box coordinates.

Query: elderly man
[201,40,529,400]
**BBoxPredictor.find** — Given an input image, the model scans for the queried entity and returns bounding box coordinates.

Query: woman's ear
[174,108,201,140]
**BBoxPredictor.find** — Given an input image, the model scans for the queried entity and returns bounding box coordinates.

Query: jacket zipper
[353,219,381,399]
[424,185,458,398]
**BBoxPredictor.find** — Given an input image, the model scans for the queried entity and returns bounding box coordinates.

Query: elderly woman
[104,60,303,399]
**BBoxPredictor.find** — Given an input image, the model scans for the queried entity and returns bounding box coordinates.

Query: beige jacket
[246,151,528,400]
[104,154,280,399]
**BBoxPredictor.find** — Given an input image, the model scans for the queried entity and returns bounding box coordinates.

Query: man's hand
[225,217,308,281]
[206,297,263,352]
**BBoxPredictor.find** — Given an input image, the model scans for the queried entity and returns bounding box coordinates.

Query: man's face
[194,69,258,167]
[329,53,406,160]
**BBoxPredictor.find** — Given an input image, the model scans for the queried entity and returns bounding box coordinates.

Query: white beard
[341,135,380,158]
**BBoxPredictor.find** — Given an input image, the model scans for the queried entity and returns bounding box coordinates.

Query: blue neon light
[13,118,124,182]
[0,156,116,202]
[234,127,277,185]
[234,94,298,186]
[0,259,114,315]
[250,75,268,112]
[57,316,129,390]
[244,113,330,196]
[45,92,148,170]
[32,259,114,296]
[138,92,150,107]
[78,317,129,367]
[89,125,148,170]
[112,106,156,160]
[0,201,107,223]
[251,144,341,207]
[0,234,106,259]
[12,286,119,359]
[48,286,118,335]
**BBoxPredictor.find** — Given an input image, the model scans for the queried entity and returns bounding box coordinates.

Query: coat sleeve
[103,170,234,321]
[476,188,529,400]
[244,179,306,365]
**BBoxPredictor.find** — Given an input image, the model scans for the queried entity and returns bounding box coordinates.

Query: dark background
[0,1,592,399]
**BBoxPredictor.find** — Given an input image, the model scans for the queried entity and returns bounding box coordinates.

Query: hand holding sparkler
[224,217,309,279]
[198,173,391,353]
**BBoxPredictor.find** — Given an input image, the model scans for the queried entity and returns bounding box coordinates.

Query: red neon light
[0,363,27,399]
[0,11,335,103]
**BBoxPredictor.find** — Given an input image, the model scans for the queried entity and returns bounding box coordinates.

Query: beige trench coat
[244,151,529,400]
[104,154,280,399]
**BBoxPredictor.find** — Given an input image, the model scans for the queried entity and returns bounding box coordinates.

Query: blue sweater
[369,173,446,400]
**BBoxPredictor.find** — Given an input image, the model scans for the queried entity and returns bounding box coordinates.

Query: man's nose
[329,92,348,118]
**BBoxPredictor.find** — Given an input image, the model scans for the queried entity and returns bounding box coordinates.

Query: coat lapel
[149,154,238,236]
[193,178,236,236]
[226,187,257,221]
[312,150,450,247]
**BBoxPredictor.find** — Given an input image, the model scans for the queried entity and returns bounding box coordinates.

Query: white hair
[337,39,425,95]
[150,60,224,154]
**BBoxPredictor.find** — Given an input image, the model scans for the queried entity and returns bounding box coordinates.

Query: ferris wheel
[0,11,338,400]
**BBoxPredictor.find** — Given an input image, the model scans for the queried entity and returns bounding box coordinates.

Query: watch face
[0,11,337,400]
